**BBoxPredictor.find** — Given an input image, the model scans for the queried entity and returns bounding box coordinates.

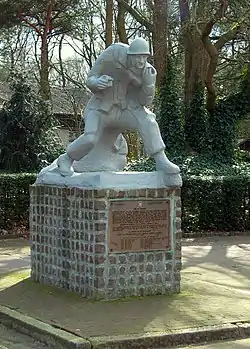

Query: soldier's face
[129,55,148,69]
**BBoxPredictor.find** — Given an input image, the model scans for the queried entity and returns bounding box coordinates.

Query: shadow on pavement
[0,236,250,338]
[182,236,250,288]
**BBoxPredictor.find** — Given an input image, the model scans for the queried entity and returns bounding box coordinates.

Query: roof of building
[0,82,90,116]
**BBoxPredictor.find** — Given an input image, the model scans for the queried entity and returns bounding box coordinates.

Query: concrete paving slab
[0,324,48,349]
[176,337,250,348]
[0,236,250,340]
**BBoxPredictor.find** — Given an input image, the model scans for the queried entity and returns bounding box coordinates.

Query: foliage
[126,152,250,175]
[0,0,85,99]
[3,157,250,235]
[0,1,20,27]
[182,174,250,233]
[0,0,83,32]
[208,74,250,162]
[184,85,208,154]
[127,153,250,234]
[182,68,250,161]
[124,131,143,160]
[158,57,184,154]
[208,101,239,162]
[0,73,63,172]
[0,172,36,230]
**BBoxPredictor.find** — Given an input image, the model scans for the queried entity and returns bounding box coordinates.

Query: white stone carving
[36,169,182,189]
[37,37,182,187]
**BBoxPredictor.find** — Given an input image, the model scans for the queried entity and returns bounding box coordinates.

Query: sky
[61,42,76,59]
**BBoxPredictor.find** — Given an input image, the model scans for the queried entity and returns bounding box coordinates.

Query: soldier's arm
[86,46,114,92]
[138,64,157,106]
[138,85,155,106]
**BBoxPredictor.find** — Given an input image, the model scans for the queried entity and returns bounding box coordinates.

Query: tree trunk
[39,0,55,100]
[180,0,215,108]
[202,5,243,113]
[58,34,66,88]
[179,0,210,152]
[183,24,209,108]
[246,34,250,99]
[116,0,128,43]
[40,34,50,100]
[105,0,113,47]
[152,0,168,87]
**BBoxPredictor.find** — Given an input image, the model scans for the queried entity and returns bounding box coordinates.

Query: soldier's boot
[153,151,180,174]
[57,153,74,177]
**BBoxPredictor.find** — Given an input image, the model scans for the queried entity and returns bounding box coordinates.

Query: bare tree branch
[201,0,229,112]
[50,62,85,88]
[116,0,153,31]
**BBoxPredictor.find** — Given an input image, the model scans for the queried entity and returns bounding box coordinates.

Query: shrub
[182,174,250,233]
[184,85,208,154]
[0,172,36,230]
[0,72,63,172]
[127,154,250,234]
[2,155,250,236]
[183,72,250,161]
[158,57,184,154]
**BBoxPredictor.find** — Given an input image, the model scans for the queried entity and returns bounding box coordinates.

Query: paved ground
[0,236,250,339]
[0,324,48,349]
[176,337,250,348]
[0,239,30,276]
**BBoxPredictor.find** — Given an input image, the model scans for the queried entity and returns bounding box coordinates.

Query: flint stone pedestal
[30,172,182,300]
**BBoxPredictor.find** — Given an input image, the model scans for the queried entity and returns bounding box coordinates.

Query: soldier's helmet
[127,37,150,55]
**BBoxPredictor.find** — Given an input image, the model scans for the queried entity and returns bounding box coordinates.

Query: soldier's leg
[122,108,180,174]
[57,109,102,176]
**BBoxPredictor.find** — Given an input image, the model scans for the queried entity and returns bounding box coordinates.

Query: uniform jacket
[86,43,156,113]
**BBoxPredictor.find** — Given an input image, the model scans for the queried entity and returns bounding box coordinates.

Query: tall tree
[105,0,113,47]
[179,0,210,109]
[0,25,32,80]
[116,0,168,88]
[116,0,129,43]
[0,0,82,100]
[201,1,249,113]
[152,0,168,86]
[179,0,250,110]
[0,73,63,172]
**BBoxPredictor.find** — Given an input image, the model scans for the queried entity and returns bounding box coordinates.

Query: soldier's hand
[96,75,113,89]
[143,66,157,86]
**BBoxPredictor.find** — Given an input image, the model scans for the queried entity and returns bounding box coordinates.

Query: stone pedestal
[30,174,182,300]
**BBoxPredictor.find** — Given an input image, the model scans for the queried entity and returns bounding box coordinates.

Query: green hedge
[182,175,250,233]
[0,173,36,230]
[1,171,250,235]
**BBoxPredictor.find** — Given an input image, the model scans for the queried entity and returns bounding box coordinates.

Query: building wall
[56,128,69,149]
[56,127,82,149]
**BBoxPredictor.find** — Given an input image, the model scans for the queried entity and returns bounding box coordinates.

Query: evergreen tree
[0,73,63,172]
[0,0,83,99]
[184,84,208,154]
[158,57,184,154]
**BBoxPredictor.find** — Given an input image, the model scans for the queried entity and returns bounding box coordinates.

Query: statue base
[30,173,182,300]
[36,169,182,189]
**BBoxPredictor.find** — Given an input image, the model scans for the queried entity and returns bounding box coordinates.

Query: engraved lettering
[112,209,167,225]
[121,238,133,250]
[109,200,171,252]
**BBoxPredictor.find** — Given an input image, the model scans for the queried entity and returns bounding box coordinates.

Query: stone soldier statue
[57,37,180,176]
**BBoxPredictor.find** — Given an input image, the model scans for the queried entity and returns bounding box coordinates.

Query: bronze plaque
[108,199,171,253]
